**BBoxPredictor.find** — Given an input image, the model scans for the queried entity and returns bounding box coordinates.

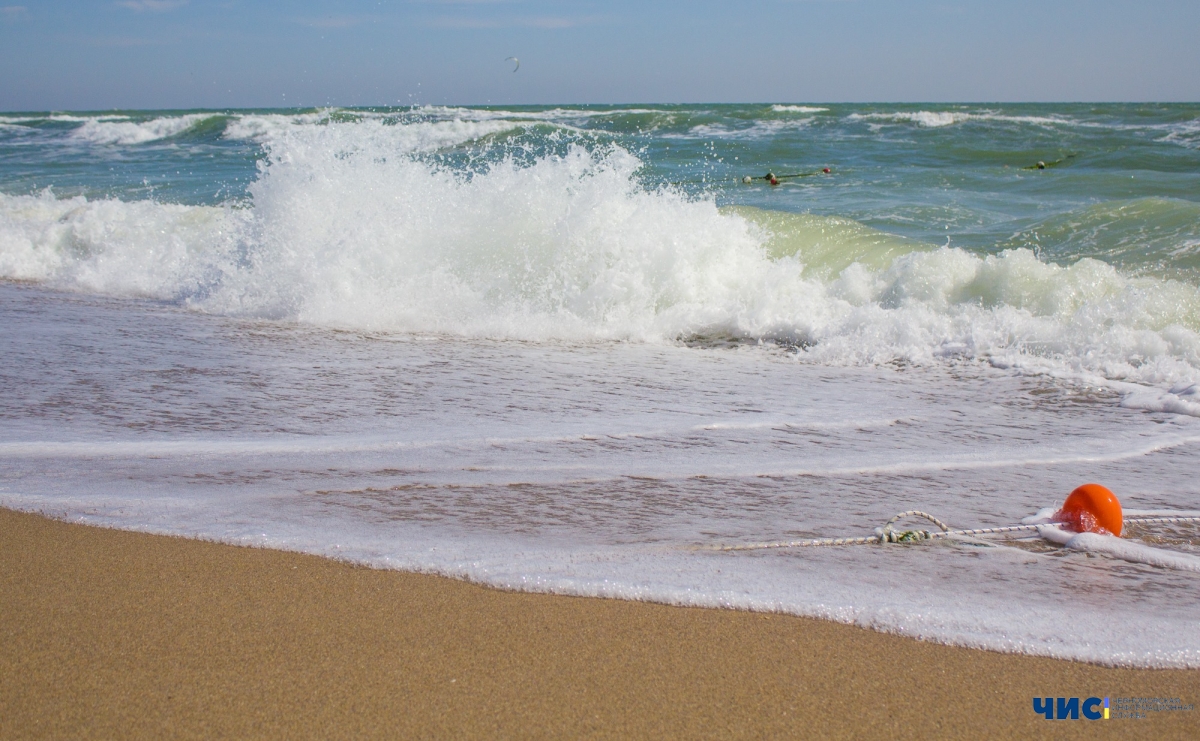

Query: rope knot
[878,511,950,544]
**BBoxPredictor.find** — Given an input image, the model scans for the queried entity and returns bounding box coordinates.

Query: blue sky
[1,1,1197,110]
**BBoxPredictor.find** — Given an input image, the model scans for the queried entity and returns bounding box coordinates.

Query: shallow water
[2,104,1199,666]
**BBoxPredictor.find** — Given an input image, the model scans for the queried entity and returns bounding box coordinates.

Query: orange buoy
[1055,483,1123,536]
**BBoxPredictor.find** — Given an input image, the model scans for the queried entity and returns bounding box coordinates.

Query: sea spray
[5,120,1200,408]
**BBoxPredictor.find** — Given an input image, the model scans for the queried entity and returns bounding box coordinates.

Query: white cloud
[1,5,29,20]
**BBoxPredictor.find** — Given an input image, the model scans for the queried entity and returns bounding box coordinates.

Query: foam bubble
[772,105,829,113]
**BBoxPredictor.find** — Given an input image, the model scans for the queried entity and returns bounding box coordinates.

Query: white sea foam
[4,283,1200,668]
[847,111,1073,128]
[1039,526,1200,572]
[51,114,130,122]
[0,192,234,295]
[848,110,1196,141]
[1,113,131,132]
[68,113,217,145]
[666,119,815,140]
[1158,117,1200,149]
[222,107,662,142]
[416,105,665,122]
[772,105,829,113]
[223,112,521,152]
[221,111,332,141]
[5,119,1200,413]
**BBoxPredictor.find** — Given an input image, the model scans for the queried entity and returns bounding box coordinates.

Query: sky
[1,1,1198,111]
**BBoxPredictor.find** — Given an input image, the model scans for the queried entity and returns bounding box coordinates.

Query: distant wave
[1157,117,1200,149]
[417,105,668,121]
[846,110,1075,128]
[68,113,220,145]
[665,119,816,140]
[841,110,1200,148]
[222,112,522,151]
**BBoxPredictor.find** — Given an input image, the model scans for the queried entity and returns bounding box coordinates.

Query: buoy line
[709,513,1200,552]
[667,168,833,187]
[706,483,1200,555]
[742,168,832,185]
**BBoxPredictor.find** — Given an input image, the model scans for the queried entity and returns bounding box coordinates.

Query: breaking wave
[68,113,221,145]
[4,115,1200,413]
[845,111,1073,128]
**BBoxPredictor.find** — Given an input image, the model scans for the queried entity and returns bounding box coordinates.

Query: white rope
[1123,516,1200,527]
[709,513,1200,552]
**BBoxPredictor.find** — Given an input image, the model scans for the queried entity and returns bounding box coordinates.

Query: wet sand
[2,507,1197,739]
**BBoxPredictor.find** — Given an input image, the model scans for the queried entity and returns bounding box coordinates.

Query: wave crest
[5,128,1200,409]
[69,113,219,145]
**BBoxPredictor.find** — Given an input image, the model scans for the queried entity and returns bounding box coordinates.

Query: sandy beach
[1,508,1196,739]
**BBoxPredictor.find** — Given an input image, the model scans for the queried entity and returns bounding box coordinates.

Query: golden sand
[2,508,1197,739]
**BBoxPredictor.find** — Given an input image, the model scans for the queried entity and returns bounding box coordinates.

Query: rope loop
[878,510,951,543]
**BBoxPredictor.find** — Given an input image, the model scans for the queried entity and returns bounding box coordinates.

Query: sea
[2,104,1199,667]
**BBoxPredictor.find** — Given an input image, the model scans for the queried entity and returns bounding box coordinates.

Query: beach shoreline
[2,506,1197,739]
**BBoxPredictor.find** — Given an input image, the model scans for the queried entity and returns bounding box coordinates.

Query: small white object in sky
[505,57,520,73]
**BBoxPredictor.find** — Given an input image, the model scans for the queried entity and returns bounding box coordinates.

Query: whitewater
[2,104,1200,666]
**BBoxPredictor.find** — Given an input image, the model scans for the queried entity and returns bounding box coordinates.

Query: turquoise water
[3,104,1200,666]
[4,104,1198,263]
